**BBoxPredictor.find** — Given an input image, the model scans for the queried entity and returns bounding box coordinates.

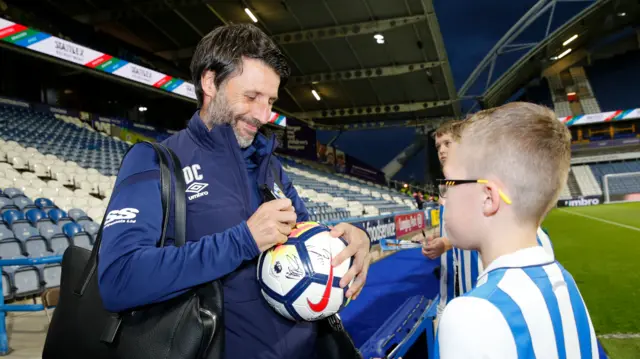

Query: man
[420,119,554,320]
[436,102,598,358]
[97,23,371,359]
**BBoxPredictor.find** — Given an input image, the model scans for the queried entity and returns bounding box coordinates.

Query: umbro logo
[186,182,208,194]
[183,164,209,201]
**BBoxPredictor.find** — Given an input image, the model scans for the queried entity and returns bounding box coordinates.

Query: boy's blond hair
[459,102,572,223]
[433,119,465,141]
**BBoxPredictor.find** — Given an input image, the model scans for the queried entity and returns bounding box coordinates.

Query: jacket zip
[226,132,252,218]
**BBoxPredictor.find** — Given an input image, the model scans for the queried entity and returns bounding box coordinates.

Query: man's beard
[204,92,261,149]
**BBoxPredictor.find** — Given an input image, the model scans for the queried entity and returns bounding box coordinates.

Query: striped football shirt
[454,227,555,295]
[435,246,599,359]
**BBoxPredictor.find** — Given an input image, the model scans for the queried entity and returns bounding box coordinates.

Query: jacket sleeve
[97,144,260,313]
[275,158,310,222]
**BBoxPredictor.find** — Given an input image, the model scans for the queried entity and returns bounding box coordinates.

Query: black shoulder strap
[156,143,187,247]
[75,141,178,296]
[270,158,285,196]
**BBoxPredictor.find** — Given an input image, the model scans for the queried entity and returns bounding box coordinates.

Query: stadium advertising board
[557,195,603,208]
[394,212,426,240]
[0,17,290,127]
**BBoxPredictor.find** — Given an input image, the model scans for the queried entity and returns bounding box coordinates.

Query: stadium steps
[566,169,583,197]
[572,165,603,196]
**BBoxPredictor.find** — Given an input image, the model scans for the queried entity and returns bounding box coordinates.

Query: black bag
[43,142,224,359]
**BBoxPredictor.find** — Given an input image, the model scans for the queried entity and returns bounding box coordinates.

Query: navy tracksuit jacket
[97,111,318,359]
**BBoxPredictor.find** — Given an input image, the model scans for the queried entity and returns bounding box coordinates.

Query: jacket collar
[186,110,278,160]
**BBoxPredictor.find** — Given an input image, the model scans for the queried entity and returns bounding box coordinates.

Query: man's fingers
[330,224,347,238]
[275,210,297,225]
[332,242,358,267]
[277,222,292,236]
[267,198,293,210]
[339,251,363,287]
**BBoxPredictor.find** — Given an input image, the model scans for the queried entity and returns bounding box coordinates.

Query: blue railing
[0,255,62,356]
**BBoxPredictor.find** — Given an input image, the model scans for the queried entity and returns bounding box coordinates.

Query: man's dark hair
[190,23,290,107]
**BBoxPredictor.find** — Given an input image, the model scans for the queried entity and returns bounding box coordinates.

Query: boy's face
[435,133,454,166]
[442,143,483,250]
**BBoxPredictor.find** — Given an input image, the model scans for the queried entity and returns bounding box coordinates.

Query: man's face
[442,143,482,250]
[204,57,280,148]
[435,133,454,166]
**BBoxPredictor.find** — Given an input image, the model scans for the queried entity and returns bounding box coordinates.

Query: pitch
[543,202,640,358]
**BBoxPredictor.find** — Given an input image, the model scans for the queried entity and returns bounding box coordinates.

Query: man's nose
[251,102,271,124]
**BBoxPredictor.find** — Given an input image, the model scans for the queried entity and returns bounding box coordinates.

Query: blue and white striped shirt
[437,204,456,316]
[435,246,598,359]
[454,227,555,295]
[438,203,555,313]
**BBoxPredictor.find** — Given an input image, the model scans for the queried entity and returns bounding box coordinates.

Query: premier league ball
[257,222,354,321]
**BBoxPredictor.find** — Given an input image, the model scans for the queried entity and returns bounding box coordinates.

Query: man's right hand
[247,198,297,252]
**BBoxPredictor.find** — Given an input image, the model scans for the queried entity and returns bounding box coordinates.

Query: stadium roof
[11,0,460,130]
[5,0,637,130]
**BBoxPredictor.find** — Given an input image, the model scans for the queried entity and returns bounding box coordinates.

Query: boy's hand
[423,237,446,259]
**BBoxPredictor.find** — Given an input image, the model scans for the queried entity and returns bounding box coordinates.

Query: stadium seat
[12,197,36,212]
[3,188,25,199]
[41,263,61,289]
[0,197,18,214]
[47,208,72,229]
[39,222,69,253]
[6,260,42,296]
[13,225,50,257]
[2,209,26,226]
[25,208,49,228]
[34,197,55,211]
[62,222,92,249]
[2,269,12,300]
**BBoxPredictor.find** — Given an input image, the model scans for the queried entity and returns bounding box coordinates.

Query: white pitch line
[558,209,640,232]
[598,333,640,339]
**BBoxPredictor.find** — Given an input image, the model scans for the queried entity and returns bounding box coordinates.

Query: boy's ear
[481,181,501,217]
[201,70,218,100]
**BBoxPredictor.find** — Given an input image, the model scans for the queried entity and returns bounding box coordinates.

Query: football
[257,221,354,321]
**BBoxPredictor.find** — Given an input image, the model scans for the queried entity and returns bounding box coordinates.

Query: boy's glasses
[437,179,513,205]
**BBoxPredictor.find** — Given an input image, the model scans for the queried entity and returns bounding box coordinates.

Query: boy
[435,102,598,358]
[422,120,554,321]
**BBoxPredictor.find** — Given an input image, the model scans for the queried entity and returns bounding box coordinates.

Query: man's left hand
[330,223,371,300]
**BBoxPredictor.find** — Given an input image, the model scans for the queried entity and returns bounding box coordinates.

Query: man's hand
[422,236,447,259]
[329,223,371,300]
[247,198,296,252]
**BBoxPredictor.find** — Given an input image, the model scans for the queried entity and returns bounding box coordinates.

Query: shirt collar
[477,246,554,282]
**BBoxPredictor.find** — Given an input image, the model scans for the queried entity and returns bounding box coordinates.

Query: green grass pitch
[542,202,640,358]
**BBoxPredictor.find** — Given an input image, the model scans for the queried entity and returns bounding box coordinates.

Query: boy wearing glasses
[435,102,598,358]
[424,121,554,322]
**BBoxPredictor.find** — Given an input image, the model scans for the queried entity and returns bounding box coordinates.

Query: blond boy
[435,102,598,358]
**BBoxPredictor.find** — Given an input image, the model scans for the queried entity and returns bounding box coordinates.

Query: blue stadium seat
[2,210,26,227]
[62,222,92,249]
[47,208,72,229]
[34,198,55,211]
[25,208,48,228]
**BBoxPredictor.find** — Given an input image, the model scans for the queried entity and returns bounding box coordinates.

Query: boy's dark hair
[190,23,291,107]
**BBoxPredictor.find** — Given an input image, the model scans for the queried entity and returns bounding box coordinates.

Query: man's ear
[201,70,217,100]
[481,181,501,217]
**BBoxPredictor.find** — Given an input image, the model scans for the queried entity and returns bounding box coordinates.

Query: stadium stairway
[566,169,583,197]
[572,165,604,196]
